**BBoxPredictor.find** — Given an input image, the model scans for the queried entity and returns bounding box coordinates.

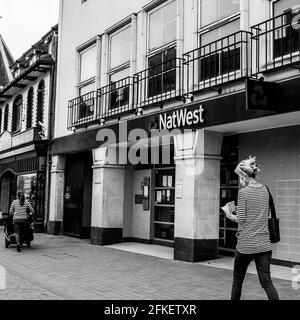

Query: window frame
[77,43,97,94]
[147,0,178,55]
[26,87,34,130]
[106,21,134,116]
[147,46,177,99]
[198,0,241,30]
[12,95,23,134]
[3,104,9,132]
[271,0,300,60]
[197,0,241,83]
[75,37,100,123]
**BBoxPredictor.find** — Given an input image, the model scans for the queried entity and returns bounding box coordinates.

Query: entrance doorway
[63,152,93,238]
[153,167,175,247]
[219,135,239,256]
[0,171,17,216]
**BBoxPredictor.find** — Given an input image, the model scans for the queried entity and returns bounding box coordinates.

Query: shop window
[148,47,176,98]
[148,0,177,51]
[199,19,240,81]
[273,0,300,58]
[12,95,22,133]
[200,0,240,28]
[26,87,34,129]
[78,44,97,119]
[3,104,9,131]
[154,167,175,244]
[37,80,45,126]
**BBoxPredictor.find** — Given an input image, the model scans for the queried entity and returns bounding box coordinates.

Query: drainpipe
[44,33,58,230]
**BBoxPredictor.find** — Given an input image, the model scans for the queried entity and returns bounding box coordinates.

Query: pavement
[0,227,299,300]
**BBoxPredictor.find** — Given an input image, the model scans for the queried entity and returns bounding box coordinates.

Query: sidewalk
[0,228,299,300]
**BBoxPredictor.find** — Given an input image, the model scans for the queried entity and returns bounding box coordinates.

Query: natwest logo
[159,105,205,130]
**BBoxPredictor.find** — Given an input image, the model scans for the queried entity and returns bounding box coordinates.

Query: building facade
[0,26,58,231]
[50,0,300,264]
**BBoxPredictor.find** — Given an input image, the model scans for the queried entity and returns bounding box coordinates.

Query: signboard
[159,105,205,131]
[246,79,280,112]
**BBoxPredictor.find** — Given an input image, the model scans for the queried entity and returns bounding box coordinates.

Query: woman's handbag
[266,186,280,244]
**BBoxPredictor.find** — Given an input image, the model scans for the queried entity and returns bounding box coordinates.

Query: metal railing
[134,58,184,107]
[67,91,99,129]
[97,76,136,118]
[183,31,251,95]
[251,10,300,75]
[67,12,300,129]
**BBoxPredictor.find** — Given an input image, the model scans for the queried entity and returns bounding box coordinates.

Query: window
[199,19,241,81]
[149,0,177,51]
[79,45,96,85]
[37,80,45,126]
[26,87,34,129]
[200,0,240,27]
[273,0,300,58]
[108,68,130,111]
[148,47,176,98]
[12,96,22,133]
[107,26,132,113]
[3,104,9,131]
[78,44,97,119]
[110,26,131,70]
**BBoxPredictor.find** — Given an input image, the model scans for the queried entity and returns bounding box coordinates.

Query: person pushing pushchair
[9,191,34,252]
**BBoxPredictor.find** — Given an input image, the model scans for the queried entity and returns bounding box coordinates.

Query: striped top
[232,183,272,254]
[9,199,34,221]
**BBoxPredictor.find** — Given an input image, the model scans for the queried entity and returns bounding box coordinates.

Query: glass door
[153,167,175,246]
[219,135,239,256]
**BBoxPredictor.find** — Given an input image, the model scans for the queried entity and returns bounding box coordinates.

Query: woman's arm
[9,201,14,216]
[237,189,247,225]
[27,202,35,215]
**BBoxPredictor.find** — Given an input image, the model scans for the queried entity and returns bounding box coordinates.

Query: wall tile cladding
[239,125,300,263]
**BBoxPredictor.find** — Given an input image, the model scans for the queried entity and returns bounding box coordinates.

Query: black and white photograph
[0,0,300,309]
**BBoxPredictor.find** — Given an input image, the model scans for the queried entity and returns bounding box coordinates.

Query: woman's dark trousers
[231,250,279,300]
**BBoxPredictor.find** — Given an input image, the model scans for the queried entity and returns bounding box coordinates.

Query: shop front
[50,75,300,263]
[0,154,47,230]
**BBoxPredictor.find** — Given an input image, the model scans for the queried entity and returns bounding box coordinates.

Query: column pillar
[47,155,66,235]
[174,130,223,262]
[90,147,126,246]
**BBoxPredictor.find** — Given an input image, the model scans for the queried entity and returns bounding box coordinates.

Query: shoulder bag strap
[265,185,277,219]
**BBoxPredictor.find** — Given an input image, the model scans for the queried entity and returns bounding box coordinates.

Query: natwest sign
[159,105,205,130]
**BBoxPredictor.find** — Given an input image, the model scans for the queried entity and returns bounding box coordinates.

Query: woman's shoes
[17,245,21,252]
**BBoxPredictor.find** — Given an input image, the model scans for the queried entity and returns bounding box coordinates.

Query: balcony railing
[135,58,184,107]
[97,76,136,118]
[67,91,99,129]
[184,31,251,95]
[251,10,300,75]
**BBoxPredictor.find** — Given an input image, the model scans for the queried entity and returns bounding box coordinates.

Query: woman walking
[224,156,279,300]
[9,191,34,252]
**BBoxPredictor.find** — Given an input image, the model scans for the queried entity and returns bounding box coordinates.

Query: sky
[0,0,59,60]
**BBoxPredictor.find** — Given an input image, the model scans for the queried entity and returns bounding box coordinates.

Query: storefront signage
[159,105,205,131]
[246,79,280,112]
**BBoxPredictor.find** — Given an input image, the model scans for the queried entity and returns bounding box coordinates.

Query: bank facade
[0,26,58,231]
[50,0,300,264]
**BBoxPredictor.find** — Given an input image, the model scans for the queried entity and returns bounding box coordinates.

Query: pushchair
[3,214,34,248]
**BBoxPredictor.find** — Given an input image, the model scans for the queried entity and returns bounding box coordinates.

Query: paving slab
[0,228,299,300]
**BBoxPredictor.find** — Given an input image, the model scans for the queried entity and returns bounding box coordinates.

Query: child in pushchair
[3,213,34,249]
